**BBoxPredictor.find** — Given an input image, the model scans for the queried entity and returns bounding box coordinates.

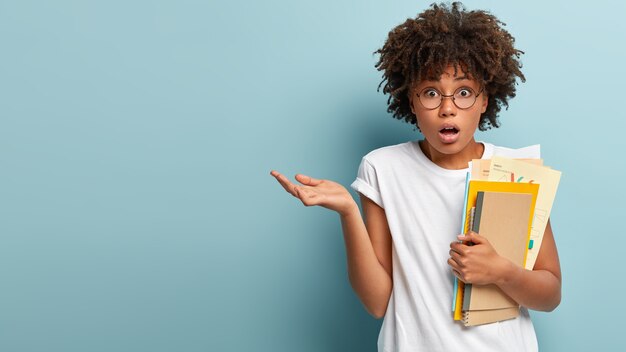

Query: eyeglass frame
[414,86,485,110]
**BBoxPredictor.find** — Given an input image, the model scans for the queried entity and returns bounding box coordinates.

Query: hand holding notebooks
[452,156,561,326]
[452,181,539,323]
[461,191,535,326]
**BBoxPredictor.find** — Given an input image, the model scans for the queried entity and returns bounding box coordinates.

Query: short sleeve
[350,157,384,209]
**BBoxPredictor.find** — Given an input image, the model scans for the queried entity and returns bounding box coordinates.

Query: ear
[480,93,488,114]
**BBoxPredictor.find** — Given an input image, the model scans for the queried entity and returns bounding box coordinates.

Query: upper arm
[359,193,393,278]
[532,219,562,283]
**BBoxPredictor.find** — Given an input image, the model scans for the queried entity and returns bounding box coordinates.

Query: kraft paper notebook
[452,181,539,322]
[463,307,521,326]
[460,191,535,326]
[463,191,533,311]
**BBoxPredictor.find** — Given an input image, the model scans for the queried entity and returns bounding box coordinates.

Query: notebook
[460,191,534,326]
[463,307,520,326]
[453,181,539,322]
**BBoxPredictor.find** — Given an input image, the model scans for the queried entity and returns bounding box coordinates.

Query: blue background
[1,0,623,351]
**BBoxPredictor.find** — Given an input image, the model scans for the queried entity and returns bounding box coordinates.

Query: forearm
[495,260,561,312]
[340,203,392,318]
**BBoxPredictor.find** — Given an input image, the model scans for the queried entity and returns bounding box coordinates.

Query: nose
[438,96,457,118]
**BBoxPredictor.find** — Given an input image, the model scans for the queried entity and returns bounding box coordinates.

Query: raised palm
[270,170,356,216]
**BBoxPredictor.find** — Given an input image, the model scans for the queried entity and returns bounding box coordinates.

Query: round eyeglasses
[415,86,484,110]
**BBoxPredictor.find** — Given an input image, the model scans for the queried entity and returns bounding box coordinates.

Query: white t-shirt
[350,140,540,352]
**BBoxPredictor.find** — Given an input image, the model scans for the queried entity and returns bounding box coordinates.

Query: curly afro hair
[374,2,525,131]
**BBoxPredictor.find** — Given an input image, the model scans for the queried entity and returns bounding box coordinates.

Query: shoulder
[360,140,417,166]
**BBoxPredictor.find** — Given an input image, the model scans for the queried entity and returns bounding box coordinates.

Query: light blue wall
[1,1,623,351]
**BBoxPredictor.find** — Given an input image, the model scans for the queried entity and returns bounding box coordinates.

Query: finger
[458,231,484,245]
[457,233,472,243]
[466,231,486,245]
[448,264,467,283]
[448,250,464,267]
[270,170,299,196]
[447,257,456,268]
[451,268,462,281]
[456,235,472,245]
[449,241,464,253]
[295,174,323,186]
[448,258,461,274]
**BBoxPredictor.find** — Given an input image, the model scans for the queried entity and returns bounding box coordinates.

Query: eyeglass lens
[418,87,479,109]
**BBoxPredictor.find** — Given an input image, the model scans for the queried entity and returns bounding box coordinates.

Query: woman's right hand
[270,170,357,217]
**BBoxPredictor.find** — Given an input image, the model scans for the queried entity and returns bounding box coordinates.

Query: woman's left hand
[448,231,512,285]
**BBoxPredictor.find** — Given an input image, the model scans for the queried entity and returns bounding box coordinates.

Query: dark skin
[375,2,525,131]
[269,173,562,315]
[269,170,393,318]
[407,66,562,312]
[271,66,561,317]
[448,222,561,311]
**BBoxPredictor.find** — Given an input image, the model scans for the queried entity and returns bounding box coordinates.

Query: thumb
[295,174,323,186]
[458,231,486,245]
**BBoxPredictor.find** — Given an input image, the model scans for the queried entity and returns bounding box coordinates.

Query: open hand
[448,231,511,285]
[270,170,357,216]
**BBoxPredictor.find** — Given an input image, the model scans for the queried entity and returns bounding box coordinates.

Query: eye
[421,88,440,98]
[456,88,475,98]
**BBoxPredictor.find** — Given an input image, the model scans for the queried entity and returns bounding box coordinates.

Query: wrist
[338,201,360,218]
[495,257,521,287]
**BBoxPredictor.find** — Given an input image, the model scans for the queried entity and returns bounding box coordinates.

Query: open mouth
[438,126,460,143]
[439,127,459,135]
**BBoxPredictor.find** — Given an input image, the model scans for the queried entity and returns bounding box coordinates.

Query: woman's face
[410,65,488,158]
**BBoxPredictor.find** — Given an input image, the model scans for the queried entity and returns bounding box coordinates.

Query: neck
[419,139,484,170]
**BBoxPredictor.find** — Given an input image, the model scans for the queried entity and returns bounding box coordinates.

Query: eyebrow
[422,75,471,83]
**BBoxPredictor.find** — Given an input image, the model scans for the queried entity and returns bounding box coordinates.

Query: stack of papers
[451,157,561,326]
